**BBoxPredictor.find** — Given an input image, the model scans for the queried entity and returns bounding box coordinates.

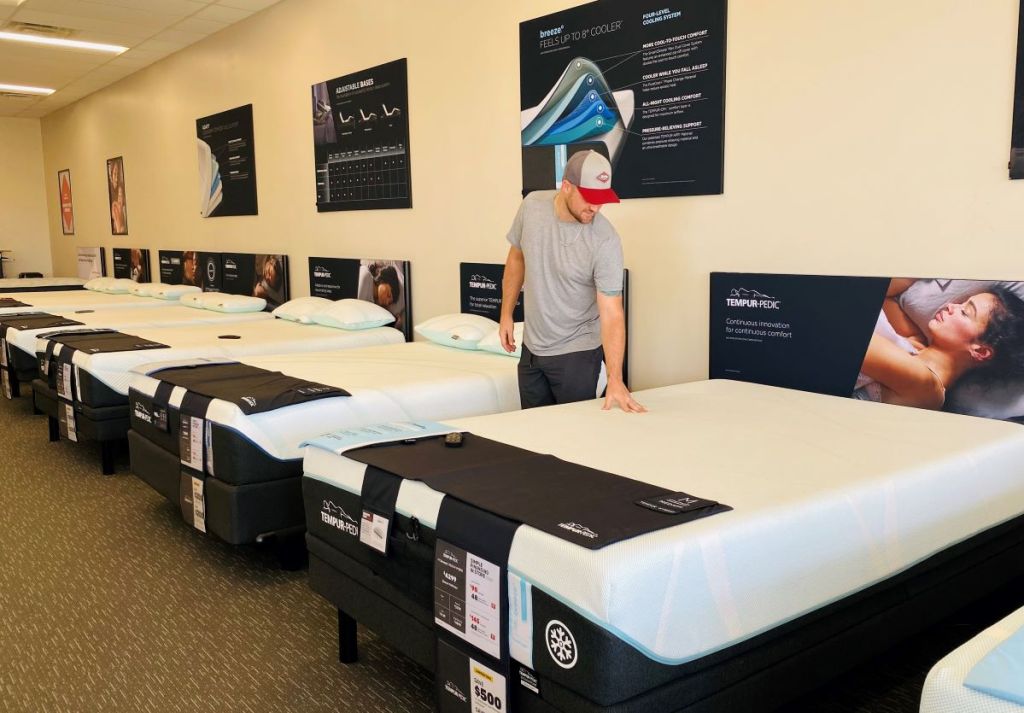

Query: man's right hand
[498,317,516,353]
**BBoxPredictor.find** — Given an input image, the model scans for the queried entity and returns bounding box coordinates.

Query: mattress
[921,606,1024,713]
[303,379,1024,666]
[0,277,85,292]
[0,290,165,314]
[43,320,404,398]
[5,305,270,360]
[129,342,520,461]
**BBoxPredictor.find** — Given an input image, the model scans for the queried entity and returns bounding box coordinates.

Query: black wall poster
[520,0,726,198]
[459,263,524,322]
[112,248,151,282]
[710,273,1024,422]
[312,59,412,211]
[196,104,259,217]
[1011,1,1024,178]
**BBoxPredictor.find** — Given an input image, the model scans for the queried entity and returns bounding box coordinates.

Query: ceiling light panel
[0,30,127,52]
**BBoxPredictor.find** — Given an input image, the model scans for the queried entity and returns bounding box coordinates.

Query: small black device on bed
[218,334,241,339]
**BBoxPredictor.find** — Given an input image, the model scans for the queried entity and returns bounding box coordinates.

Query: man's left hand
[602,381,647,413]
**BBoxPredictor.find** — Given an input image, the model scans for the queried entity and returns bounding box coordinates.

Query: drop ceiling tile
[195,4,250,23]
[216,0,278,12]
[150,28,206,45]
[171,16,226,35]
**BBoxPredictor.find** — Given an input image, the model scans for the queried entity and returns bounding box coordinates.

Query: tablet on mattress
[302,380,1024,706]
[921,606,1024,713]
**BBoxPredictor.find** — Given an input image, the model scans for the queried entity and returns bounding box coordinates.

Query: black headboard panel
[157,251,290,309]
[308,257,413,341]
[112,248,151,283]
[459,262,524,322]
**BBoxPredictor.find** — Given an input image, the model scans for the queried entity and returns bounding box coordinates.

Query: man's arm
[596,292,646,412]
[500,246,524,352]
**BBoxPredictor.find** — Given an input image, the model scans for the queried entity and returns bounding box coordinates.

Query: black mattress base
[128,430,306,546]
[31,380,129,440]
[306,512,1024,713]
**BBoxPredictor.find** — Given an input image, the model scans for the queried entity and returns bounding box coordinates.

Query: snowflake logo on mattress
[545,620,578,669]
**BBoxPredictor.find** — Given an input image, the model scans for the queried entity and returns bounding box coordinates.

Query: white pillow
[150,283,201,300]
[180,292,205,308]
[414,313,499,350]
[129,281,156,297]
[84,277,115,292]
[477,322,523,357]
[273,296,333,324]
[196,293,267,313]
[311,299,395,330]
[899,280,1024,338]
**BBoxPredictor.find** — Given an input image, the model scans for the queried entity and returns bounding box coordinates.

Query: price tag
[2,369,11,400]
[359,510,390,554]
[179,415,205,471]
[435,540,501,659]
[191,476,206,533]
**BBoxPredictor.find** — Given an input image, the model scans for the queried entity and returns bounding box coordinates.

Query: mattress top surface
[305,379,1024,664]
[0,291,164,313]
[0,277,85,289]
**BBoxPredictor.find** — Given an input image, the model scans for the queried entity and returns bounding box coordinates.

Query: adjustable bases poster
[520,0,726,199]
[312,58,411,212]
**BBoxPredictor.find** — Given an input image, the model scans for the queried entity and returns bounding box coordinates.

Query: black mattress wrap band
[147,361,349,415]
[347,434,731,550]
[153,381,176,409]
[361,467,402,523]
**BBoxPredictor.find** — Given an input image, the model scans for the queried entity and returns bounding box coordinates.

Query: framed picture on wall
[106,156,128,235]
[57,169,75,235]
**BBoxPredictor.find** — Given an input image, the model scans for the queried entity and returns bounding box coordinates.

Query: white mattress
[303,379,1024,665]
[0,277,85,291]
[922,606,1024,713]
[6,305,271,358]
[0,290,165,314]
[44,320,404,397]
[129,342,521,461]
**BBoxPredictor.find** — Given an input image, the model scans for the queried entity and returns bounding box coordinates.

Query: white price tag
[63,403,77,442]
[469,658,506,713]
[435,541,502,660]
[0,338,7,367]
[359,511,390,554]
[2,369,11,400]
[191,476,206,533]
[180,415,204,471]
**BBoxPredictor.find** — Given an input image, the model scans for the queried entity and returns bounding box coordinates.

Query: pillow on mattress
[196,294,267,313]
[477,322,523,357]
[149,283,201,300]
[84,277,116,292]
[311,299,395,330]
[180,292,205,308]
[103,278,139,294]
[415,313,499,350]
[899,279,1024,338]
[273,296,333,324]
[129,282,156,297]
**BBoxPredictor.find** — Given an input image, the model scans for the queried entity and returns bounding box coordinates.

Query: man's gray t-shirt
[506,190,623,357]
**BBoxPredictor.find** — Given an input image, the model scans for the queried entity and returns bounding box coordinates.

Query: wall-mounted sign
[312,59,412,211]
[57,169,74,235]
[106,156,128,235]
[196,104,259,217]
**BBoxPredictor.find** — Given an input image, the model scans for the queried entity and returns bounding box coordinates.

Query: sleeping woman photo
[853,278,1024,412]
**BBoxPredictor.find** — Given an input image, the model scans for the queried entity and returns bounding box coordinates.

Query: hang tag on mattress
[2,368,11,400]
[635,491,718,515]
[179,415,204,472]
[191,476,206,533]
[436,638,508,713]
[39,355,48,376]
[56,362,73,400]
[0,338,7,368]
[59,402,77,442]
[435,540,501,660]
[359,510,390,555]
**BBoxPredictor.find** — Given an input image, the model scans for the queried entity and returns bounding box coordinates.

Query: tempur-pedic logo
[726,288,781,310]
[443,680,467,703]
[313,265,332,279]
[469,274,497,290]
[557,522,598,540]
[240,396,257,408]
[133,402,152,424]
[321,500,359,536]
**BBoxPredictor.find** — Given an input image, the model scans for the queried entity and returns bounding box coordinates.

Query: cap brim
[577,186,620,205]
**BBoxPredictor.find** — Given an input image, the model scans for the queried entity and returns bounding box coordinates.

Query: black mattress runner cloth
[148,362,349,415]
[2,313,83,364]
[41,329,169,393]
[0,298,30,308]
[347,434,731,551]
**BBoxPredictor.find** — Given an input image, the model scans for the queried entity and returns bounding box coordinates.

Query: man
[499,150,645,413]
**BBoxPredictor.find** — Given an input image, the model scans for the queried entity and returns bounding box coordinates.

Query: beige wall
[39,0,1024,390]
[0,118,53,276]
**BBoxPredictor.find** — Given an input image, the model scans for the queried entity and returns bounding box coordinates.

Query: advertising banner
[312,59,412,211]
[76,247,106,280]
[158,250,222,290]
[459,263,524,322]
[710,273,1024,421]
[112,248,151,282]
[58,169,74,235]
[196,104,259,217]
[309,257,411,338]
[106,156,128,235]
[520,0,726,198]
[1011,0,1024,178]
[222,253,289,307]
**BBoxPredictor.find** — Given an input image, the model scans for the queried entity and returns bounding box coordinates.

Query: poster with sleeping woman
[710,274,1024,424]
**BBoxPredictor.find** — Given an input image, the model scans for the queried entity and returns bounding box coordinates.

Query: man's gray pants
[517,344,604,409]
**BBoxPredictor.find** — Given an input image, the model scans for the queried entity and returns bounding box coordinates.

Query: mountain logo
[321,500,359,536]
[726,288,781,310]
[469,274,498,291]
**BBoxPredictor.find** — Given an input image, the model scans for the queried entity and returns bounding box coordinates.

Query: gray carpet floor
[0,390,1020,713]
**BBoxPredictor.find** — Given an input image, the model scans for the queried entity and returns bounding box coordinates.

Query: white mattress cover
[303,379,1024,665]
[128,342,520,461]
[0,277,86,290]
[42,321,403,397]
[6,305,270,358]
[922,606,1024,713]
[0,290,165,314]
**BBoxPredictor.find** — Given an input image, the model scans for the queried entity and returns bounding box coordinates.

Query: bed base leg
[11,379,20,399]
[100,441,115,475]
[338,609,358,664]
[48,416,59,442]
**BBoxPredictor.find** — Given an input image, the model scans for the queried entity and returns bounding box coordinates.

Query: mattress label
[59,402,77,442]
[518,667,540,695]
[1,368,10,400]
[191,476,206,533]
[635,491,720,515]
[435,540,501,660]
[180,415,204,472]
[359,510,390,554]
[0,338,7,367]
[436,638,508,713]
[57,362,73,400]
[39,356,48,376]
[508,572,534,670]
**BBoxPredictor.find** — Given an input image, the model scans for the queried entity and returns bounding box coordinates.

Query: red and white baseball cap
[564,150,620,204]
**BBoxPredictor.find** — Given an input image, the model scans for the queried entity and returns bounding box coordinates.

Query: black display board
[158,250,222,290]
[709,273,1024,422]
[308,257,412,339]
[112,248,151,282]
[312,59,412,211]
[222,253,289,307]
[196,104,259,216]
[1011,1,1024,178]
[520,0,726,198]
[459,263,524,322]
